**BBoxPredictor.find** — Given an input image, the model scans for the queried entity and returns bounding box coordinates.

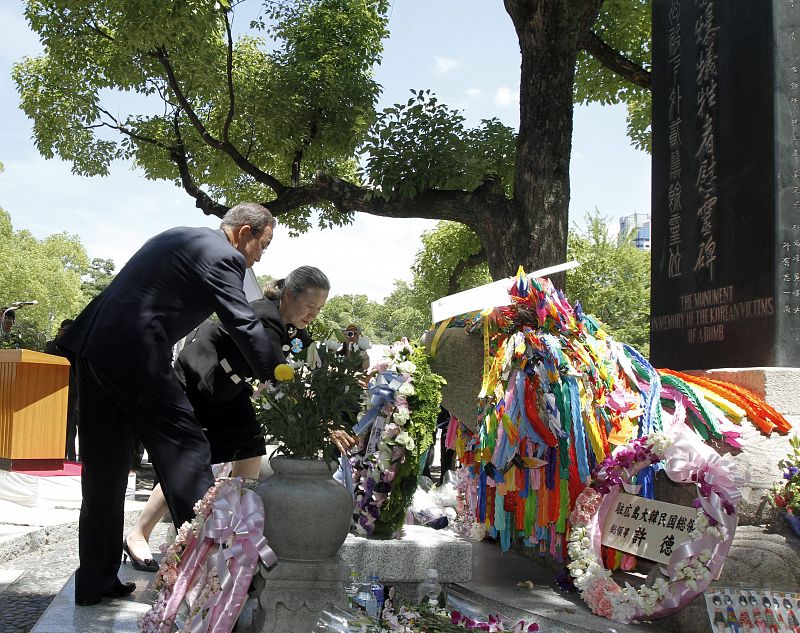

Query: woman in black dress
[124,266,354,569]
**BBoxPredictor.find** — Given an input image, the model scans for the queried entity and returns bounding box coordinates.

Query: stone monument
[650,0,800,396]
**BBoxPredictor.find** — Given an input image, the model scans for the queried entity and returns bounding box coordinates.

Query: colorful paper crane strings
[454,268,791,559]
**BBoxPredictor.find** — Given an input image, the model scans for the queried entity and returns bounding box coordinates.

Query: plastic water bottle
[416,568,443,606]
[369,573,384,618]
[343,568,359,609]
[357,577,378,618]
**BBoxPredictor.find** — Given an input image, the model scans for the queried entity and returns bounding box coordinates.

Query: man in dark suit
[58,202,286,606]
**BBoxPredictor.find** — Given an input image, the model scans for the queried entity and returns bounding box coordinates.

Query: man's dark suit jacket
[59,227,282,384]
[175,297,310,404]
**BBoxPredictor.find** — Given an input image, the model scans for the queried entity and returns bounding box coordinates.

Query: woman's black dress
[174,297,310,463]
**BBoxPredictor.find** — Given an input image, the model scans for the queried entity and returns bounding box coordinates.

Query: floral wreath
[351,338,420,536]
[567,430,744,623]
[139,478,276,633]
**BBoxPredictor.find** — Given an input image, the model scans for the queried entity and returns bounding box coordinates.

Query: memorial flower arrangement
[351,339,444,536]
[363,601,540,632]
[253,340,366,461]
[566,430,743,623]
[139,478,276,633]
[768,434,800,535]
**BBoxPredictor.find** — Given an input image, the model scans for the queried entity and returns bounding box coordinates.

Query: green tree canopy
[0,208,90,348]
[315,293,381,341]
[81,257,116,303]
[14,0,651,283]
[371,280,429,345]
[409,221,492,320]
[566,211,651,353]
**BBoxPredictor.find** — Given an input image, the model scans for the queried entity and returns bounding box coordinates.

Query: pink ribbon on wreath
[190,481,276,633]
[643,429,741,618]
[585,429,743,622]
[154,480,276,633]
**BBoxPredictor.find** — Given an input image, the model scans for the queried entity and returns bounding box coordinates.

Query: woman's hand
[330,429,358,454]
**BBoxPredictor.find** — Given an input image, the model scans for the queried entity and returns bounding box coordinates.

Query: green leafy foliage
[372,344,444,537]
[14,0,390,230]
[315,293,380,340]
[410,221,492,318]
[575,0,652,151]
[371,280,429,345]
[253,341,366,461]
[769,434,800,517]
[363,90,516,199]
[0,207,90,349]
[81,257,116,303]
[566,210,651,354]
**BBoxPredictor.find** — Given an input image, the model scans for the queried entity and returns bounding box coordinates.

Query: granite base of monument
[252,556,350,633]
[684,367,800,415]
[656,525,800,633]
[339,524,473,603]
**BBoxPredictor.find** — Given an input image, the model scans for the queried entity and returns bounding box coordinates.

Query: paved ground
[0,463,159,633]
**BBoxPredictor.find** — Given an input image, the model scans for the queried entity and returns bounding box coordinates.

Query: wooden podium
[0,349,69,471]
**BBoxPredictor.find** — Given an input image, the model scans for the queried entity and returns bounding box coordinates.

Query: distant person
[58,203,287,606]
[44,319,78,461]
[422,406,456,484]
[122,266,355,570]
[0,307,15,336]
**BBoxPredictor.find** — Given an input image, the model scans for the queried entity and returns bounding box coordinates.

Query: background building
[618,212,651,250]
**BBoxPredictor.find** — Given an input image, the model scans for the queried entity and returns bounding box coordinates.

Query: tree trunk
[488,0,602,287]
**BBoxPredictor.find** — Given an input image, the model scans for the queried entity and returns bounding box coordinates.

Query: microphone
[11,300,38,307]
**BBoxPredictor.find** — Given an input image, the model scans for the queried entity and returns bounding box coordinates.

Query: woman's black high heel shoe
[122,539,159,572]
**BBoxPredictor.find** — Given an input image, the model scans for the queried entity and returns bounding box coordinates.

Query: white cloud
[465,87,482,99]
[434,56,460,75]
[493,86,519,108]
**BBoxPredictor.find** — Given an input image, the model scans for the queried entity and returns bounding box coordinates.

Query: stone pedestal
[253,557,350,633]
[685,366,800,415]
[339,525,472,604]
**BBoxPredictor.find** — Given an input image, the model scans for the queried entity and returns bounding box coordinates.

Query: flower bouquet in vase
[768,434,800,537]
[252,340,367,560]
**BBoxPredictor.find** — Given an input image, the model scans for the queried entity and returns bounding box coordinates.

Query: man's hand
[330,429,358,454]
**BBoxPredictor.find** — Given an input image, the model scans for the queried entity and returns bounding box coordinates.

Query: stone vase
[255,456,353,560]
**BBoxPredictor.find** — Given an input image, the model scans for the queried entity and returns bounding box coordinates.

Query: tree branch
[170,118,230,218]
[582,30,650,89]
[95,106,174,151]
[448,249,487,295]
[222,9,236,143]
[152,46,286,194]
[266,172,502,231]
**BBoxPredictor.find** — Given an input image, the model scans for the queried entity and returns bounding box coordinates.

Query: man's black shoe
[75,581,136,606]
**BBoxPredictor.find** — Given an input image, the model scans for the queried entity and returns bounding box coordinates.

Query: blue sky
[0,0,650,301]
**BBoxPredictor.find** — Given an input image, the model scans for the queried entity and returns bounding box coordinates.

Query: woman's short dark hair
[264,266,330,300]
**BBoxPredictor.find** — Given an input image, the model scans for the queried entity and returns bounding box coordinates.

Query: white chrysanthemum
[397,382,415,396]
[392,409,411,425]
[397,360,417,374]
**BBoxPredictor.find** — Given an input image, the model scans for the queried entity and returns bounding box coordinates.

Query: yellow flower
[274,364,295,382]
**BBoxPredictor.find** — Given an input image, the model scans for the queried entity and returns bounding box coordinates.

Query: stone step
[27,529,676,633]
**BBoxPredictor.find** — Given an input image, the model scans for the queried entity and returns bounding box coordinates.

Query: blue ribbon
[564,376,590,482]
[351,371,405,436]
